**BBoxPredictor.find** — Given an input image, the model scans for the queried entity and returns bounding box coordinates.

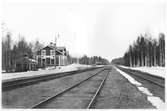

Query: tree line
[123,33,165,67]
[2,32,44,72]
[67,55,110,65]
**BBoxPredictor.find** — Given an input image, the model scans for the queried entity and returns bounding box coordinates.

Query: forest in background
[112,33,165,67]
[2,32,44,72]
[68,55,109,65]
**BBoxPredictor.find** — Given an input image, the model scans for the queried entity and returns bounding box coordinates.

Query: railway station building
[36,43,68,68]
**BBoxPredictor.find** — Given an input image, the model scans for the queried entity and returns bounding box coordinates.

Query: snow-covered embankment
[2,63,91,81]
[120,65,165,78]
[115,67,165,109]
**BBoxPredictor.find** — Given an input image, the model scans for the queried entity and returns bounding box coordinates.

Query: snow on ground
[115,67,165,109]
[2,63,92,81]
[119,65,165,78]
[64,63,91,70]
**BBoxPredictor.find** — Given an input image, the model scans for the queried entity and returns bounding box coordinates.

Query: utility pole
[54,34,57,68]
[54,33,59,68]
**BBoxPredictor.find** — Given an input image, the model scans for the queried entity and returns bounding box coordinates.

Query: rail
[2,66,104,91]
[116,66,165,88]
[31,68,107,108]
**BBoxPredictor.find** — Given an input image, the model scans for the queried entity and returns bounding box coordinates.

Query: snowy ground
[2,63,92,81]
[115,67,165,109]
[119,65,165,78]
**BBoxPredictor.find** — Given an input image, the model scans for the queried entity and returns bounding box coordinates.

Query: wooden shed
[15,57,38,72]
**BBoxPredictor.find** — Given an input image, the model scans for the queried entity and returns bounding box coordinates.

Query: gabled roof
[43,46,54,50]
[37,45,64,55]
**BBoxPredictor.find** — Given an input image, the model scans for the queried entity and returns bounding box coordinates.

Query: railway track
[2,67,102,91]
[31,68,110,109]
[116,66,165,88]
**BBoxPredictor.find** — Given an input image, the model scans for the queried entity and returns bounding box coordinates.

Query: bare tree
[123,33,165,67]
[2,32,12,72]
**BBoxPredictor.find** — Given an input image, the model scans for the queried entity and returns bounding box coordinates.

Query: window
[51,59,54,64]
[50,50,54,56]
[41,50,46,56]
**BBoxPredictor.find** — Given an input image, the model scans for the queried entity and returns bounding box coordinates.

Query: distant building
[36,43,68,67]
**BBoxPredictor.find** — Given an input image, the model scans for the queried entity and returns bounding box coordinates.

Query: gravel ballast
[2,68,102,108]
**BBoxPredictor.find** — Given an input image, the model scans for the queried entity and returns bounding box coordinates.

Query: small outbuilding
[15,57,38,72]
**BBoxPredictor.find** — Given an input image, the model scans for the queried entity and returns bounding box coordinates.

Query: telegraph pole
[54,33,59,68]
[54,34,57,68]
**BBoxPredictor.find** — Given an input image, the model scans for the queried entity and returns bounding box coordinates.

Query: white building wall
[36,47,68,67]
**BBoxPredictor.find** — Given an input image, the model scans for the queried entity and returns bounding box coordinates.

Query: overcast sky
[2,0,165,61]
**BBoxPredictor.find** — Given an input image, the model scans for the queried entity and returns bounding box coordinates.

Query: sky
[2,0,166,61]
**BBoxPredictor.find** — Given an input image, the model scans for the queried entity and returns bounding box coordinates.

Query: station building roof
[15,57,38,64]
